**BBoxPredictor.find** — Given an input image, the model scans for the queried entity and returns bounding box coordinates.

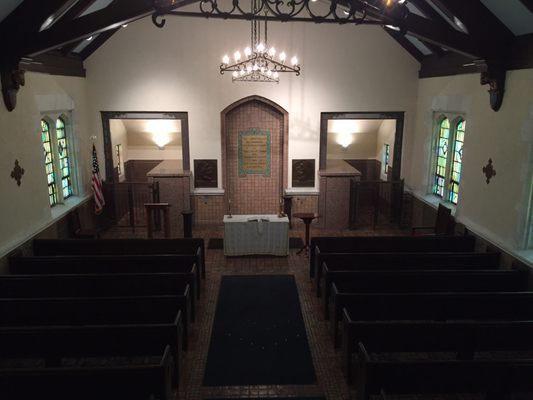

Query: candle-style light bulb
[279,52,286,62]
[222,54,230,65]
[244,47,252,56]
[291,56,298,66]
[234,51,241,62]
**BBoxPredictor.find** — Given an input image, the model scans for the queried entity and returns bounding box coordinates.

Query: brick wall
[224,100,284,215]
[193,195,225,226]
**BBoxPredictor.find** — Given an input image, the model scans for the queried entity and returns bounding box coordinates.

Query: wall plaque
[194,159,218,188]
[292,159,315,187]
[238,128,271,176]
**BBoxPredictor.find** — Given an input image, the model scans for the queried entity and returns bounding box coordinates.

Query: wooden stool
[145,203,171,238]
[293,213,318,255]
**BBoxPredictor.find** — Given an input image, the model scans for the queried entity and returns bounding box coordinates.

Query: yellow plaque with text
[238,129,271,176]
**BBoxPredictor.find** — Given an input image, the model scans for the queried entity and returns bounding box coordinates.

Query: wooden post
[144,203,171,238]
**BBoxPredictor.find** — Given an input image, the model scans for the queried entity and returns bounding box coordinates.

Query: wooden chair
[412,203,455,236]
[67,209,101,239]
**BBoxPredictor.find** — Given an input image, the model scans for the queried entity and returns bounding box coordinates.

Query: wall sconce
[151,131,171,150]
[337,132,353,149]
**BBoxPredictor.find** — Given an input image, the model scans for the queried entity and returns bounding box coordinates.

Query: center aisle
[203,275,316,386]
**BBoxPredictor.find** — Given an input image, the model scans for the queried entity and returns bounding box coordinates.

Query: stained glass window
[41,120,57,206]
[56,117,72,199]
[384,143,390,172]
[433,118,450,198]
[116,144,122,176]
[448,119,465,204]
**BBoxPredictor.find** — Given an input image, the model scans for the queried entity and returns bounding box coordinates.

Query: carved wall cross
[482,158,496,184]
[10,159,25,186]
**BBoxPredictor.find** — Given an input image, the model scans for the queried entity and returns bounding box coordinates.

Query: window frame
[430,112,466,205]
[40,112,77,207]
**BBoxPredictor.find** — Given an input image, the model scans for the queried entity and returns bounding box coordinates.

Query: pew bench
[341,317,533,384]
[323,269,528,319]
[310,235,477,278]
[0,312,183,386]
[355,342,533,400]
[0,293,191,350]
[331,290,533,347]
[33,238,206,279]
[9,254,201,299]
[315,251,501,296]
[0,272,197,321]
[0,345,175,400]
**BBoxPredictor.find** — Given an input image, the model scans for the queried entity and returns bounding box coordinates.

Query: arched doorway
[221,96,288,215]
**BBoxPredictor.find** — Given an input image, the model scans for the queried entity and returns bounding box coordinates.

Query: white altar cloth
[223,214,289,256]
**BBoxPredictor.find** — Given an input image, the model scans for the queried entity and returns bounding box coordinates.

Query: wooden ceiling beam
[429,0,514,57]
[20,51,86,77]
[401,13,481,59]
[20,0,155,57]
[520,0,533,13]
[79,28,120,60]
[59,0,99,22]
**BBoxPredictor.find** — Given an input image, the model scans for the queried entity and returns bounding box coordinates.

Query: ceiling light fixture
[220,0,300,83]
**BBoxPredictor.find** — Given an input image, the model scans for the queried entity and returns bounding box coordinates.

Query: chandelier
[220,0,300,83]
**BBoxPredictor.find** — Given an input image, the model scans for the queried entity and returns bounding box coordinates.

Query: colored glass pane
[448,120,466,204]
[433,118,449,197]
[56,118,72,199]
[41,120,57,206]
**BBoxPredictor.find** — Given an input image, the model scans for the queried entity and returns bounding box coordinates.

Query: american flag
[91,144,105,214]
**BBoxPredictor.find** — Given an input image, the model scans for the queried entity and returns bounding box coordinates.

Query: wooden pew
[0,345,175,400]
[323,269,528,318]
[0,310,183,386]
[341,317,533,384]
[0,293,191,349]
[331,291,533,347]
[33,238,206,279]
[9,254,201,299]
[356,342,533,400]
[0,321,183,376]
[309,235,477,278]
[0,272,197,321]
[315,251,501,296]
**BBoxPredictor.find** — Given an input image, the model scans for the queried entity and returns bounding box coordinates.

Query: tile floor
[103,224,405,400]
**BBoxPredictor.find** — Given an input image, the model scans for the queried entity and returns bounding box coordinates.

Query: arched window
[56,117,73,199]
[431,114,466,205]
[41,119,57,206]
[433,117,450,198]
[448,119,465,204]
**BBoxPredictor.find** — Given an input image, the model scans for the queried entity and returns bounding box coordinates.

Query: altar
[223,214,289,256]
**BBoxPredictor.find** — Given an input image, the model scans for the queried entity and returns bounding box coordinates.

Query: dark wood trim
[419,33,533,78]
[19,51,86,77]
[80,28,119,60]
[220,95,289,208]
[319,111,404,182]
[100,111,191,183]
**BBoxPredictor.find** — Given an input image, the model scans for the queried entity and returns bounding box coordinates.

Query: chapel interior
[1,0,533,399]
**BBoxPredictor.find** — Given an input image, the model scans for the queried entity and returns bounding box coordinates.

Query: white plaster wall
[408,69,533,251]
[84,16,420,189]
[327,130,378,160]
[376,119,396,180]
[0,73,92,256]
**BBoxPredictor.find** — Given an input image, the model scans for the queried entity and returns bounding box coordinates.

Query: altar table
[223,214,289,256]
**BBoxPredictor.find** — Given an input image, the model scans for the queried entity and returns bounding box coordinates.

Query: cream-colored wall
[408,69,533,252]
[327,130,378,160]
[127,146,182,160]
[0,72,92,257]
[376,119,396,180]
[85,16,420,189]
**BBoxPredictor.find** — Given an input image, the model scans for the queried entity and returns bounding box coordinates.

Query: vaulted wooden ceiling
[1,0,532,111]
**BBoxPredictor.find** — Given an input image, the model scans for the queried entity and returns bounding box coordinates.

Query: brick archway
[221,96,289,215]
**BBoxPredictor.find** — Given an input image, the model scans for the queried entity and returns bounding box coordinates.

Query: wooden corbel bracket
[477,60,507,112]
[1,59,25,112]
